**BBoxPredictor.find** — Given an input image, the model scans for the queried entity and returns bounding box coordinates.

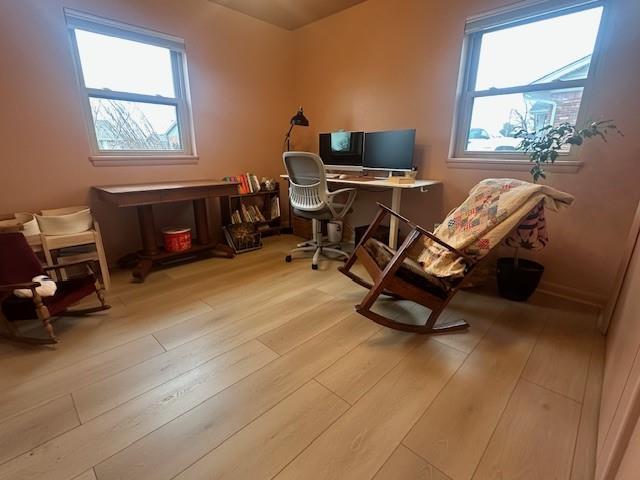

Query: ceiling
[209,0,367,30]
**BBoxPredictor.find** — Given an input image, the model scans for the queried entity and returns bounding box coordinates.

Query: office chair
[283,152,357,269]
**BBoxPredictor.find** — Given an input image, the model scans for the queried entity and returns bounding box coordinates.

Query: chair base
[286,218,350,269]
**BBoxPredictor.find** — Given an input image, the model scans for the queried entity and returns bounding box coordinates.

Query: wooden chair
[339,203,478,334]
[0,232,110,345]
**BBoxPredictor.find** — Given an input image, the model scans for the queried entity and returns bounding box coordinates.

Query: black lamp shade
[290,107,309,127]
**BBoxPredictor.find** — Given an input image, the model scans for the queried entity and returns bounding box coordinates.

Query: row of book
[230,204,265,224]
[229,197,281,225]
[223,173,261,195]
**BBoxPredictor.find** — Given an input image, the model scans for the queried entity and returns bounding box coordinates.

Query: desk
[281,175,440,249]
[93,180,239,282]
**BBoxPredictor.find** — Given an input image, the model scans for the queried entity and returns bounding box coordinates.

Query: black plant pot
[496,257,544,302]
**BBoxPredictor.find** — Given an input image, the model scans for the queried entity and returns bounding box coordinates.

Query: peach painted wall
[0,0,293,262]
[596,209,640,479]
[291,0,640,303]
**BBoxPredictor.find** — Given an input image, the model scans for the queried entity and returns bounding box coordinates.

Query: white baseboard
[536,279,607,308]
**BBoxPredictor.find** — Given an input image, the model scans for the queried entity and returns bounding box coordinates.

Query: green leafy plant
[514,120,623,182]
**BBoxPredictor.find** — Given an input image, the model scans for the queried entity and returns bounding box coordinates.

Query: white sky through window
[75,30,177,131]
[475,7,603,91]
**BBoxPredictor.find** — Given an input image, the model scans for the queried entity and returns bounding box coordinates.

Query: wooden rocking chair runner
[0,232,110,345]
[339,203,478,334]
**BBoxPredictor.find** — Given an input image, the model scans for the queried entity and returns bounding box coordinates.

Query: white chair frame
[284,152,357,269]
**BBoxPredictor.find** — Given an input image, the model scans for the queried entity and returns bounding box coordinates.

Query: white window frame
[65,9,197,166]
[448,0,608,170]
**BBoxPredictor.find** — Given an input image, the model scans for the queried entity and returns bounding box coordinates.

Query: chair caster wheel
[312,264,318,270]
[285,255,292,263]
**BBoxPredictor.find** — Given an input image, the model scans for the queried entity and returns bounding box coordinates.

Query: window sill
[446,157,583,173]
[90,155,199,167]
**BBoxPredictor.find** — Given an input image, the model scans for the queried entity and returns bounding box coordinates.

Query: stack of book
[230,204,267,224]
[223,173,261,195]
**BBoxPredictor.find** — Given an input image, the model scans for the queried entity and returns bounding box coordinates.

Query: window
[65,10,196,164]
[451,1,605,162]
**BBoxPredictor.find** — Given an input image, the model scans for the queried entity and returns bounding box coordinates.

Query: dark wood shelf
[138,242,233,261]
[228,189,279,199]
[220,182,282,239]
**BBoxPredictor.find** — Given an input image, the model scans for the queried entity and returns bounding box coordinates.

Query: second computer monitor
[363,129,416,172]
[319,131,364,171]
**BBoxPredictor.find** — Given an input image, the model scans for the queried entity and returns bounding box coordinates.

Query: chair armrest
[0,282,39,291]
[375,203,475,264]
[327,188,357,219]
[327,188,357,197]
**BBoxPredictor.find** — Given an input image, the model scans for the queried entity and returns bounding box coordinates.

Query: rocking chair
[0,232,110,345]
[339,203,477,334]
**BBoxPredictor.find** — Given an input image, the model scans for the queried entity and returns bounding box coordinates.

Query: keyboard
[325,173,340,179]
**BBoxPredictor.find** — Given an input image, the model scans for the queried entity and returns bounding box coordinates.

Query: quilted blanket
[417,178,574,278]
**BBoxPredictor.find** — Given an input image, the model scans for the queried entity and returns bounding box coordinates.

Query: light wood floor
[0,235,604,480]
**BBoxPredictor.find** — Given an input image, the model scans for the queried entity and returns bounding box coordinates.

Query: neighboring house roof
[531,54,592,84]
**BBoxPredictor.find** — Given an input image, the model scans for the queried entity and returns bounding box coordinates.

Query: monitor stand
[373,171,400,180]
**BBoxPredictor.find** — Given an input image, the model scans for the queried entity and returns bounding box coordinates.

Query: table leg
[132,259,154,283]
[137,205,159,256]
[193,199,210,245]
[389,188,402,249]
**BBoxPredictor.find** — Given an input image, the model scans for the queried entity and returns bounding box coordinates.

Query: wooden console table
[93,180,239,282]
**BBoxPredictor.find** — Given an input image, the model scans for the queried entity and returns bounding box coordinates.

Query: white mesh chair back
[283,152,328,212]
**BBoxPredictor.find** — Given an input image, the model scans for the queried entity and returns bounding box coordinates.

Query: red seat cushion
[2,276,97,321]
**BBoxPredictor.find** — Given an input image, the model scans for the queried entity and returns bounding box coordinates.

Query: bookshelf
[220,182,282,237]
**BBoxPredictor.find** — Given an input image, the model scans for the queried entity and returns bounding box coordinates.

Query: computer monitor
[319,131,364,172]
[363,129,416,172]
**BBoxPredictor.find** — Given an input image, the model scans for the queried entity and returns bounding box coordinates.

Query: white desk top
[280,174,440,190]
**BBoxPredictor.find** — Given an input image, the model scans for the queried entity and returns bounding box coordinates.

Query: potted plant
[495,120,622,301]
[515,120,623,182]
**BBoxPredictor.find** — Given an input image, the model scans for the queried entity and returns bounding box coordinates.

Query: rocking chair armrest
[0,282,40,291]
[375,203,475,265]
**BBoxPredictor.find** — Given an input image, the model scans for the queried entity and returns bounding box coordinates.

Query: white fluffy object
[13,275,57,298]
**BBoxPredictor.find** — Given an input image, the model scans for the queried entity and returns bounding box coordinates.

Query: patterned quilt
[417,178,574,278]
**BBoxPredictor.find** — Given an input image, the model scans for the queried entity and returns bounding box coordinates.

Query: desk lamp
[284,107,309,151]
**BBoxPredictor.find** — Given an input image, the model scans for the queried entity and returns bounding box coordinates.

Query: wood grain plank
[156,266,326,350]
[258,299,353,354]
[473,380,581,480]
[316,328,423,405]
[571,333,605,480]
[117,253,288,308]
[0,336,163,423]
[0,340,276,480]
[0,395,79,465]
[174,380,349,479]
[0,299,211,391]
[163,238,290,280]
[404,307,543,480]
[374,445,450,480]
[94,314,378,480]
[429,290,506,354]
[72,470,97,480]
[274,339,466,480]
[522,299,596,401]
[74,290,333,421]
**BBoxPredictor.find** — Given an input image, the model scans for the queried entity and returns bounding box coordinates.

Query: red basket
[162,227,192,252]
